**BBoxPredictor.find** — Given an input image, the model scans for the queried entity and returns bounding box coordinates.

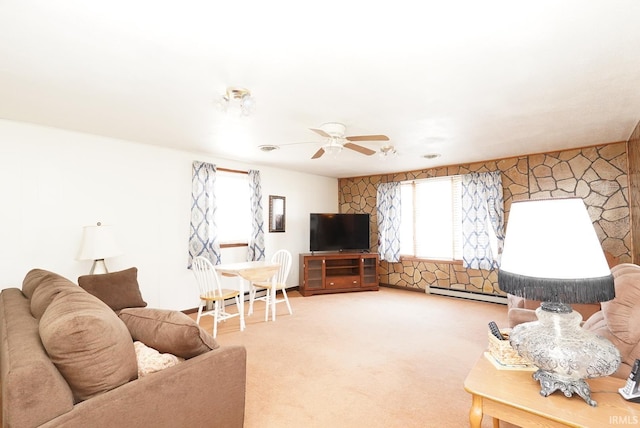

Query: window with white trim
[399,176,463,260]
[216,170,250,245]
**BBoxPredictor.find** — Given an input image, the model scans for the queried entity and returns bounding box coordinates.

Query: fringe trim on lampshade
[497,270,615,303]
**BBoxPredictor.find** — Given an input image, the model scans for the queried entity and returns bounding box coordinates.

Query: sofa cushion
[39,288,138,402]
[119,307,219,359]
[30,274,82,319]
[78,267,147,312]
[22,269,66,299]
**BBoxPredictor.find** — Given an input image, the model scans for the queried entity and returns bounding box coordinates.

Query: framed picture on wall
[269,195,286,233]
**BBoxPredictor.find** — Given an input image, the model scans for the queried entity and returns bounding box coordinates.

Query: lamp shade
[498,198,614,304]
[77,223,122,261]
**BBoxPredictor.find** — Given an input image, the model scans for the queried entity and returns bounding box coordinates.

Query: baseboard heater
[380,283,506,305]
[427,286,507,305]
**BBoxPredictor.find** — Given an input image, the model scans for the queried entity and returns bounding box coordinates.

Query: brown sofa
[506,295,601,328]
[0,268,246,428]
[582,263,640,379]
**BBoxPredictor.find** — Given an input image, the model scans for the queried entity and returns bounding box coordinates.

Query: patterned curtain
[461,171,505,270]
[376,182,401,262]
[188,161,221,267]
[247,170,265,261]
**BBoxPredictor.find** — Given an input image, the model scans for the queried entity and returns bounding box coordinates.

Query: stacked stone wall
[339,142,630,295]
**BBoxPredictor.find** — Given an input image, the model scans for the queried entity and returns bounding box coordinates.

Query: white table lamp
[77,222,123,274]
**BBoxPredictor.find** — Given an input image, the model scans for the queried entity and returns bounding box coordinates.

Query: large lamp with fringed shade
[498,198,620,406]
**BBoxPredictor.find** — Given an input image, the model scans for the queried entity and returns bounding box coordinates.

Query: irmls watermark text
[610,415,639,425]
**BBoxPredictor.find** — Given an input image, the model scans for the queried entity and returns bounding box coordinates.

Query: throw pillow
[78,267,147,312]
[133,341,183,377]
[119,307,219,359]
[39,288,138,402]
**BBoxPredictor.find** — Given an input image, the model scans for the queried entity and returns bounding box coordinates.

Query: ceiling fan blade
[345,135,389,142]
[310,128,331,138]
[344,143,376,156]
[311,148,325,159]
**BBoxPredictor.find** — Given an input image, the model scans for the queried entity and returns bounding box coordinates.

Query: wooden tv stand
[299,252,379,296]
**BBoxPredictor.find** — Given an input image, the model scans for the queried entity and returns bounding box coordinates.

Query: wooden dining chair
[191,256,241,337]
[248,249,293,321]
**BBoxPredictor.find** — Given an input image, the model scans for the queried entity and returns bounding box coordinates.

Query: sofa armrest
[507,307,538,328]
[40,345,247,428]
[1,288,76,428]
[507,294,525,309]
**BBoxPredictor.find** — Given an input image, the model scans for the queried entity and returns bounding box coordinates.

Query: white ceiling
[2,1,640,178]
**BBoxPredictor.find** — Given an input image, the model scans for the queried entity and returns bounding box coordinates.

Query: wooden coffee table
[464,354,640,427]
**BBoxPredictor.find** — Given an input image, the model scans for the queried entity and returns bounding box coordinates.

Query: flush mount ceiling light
[258,144,280,152]
[379,145,397,159]
[219,87,255,116]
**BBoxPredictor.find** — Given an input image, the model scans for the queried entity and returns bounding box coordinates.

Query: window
[216,170,250,245]
[399,176,462,260]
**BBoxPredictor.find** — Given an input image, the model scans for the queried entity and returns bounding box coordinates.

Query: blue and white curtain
[376,182,401,262]
[188,161,221,267]
[461,171,505,270]
[247,169,265,261]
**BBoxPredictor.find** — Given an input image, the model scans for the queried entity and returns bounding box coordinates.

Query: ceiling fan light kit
[323,144,343,157]
[219,86,255,116]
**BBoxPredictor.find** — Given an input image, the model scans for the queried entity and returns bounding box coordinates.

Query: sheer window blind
[400,176,462,260]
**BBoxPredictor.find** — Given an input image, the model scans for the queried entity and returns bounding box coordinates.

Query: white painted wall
[0,119,338,310]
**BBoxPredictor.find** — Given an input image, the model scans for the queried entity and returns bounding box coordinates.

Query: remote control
[488,321,505,340]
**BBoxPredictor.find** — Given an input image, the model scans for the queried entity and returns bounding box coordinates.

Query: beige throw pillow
[134,341,183,377]
[78,267,147,311]
[39,288,138,402]
[119,307,219,359]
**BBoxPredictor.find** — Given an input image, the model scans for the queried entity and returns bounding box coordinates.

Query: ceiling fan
[308,122,389,159]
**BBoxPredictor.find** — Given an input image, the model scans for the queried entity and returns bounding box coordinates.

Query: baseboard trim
[182,284,506,314]
[380,283,507,305]
[380,283,424,293]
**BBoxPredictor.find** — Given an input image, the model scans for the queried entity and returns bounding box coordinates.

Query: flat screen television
[309,213,370,252]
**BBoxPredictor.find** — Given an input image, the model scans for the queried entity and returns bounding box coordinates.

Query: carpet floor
[194,287,517,428]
